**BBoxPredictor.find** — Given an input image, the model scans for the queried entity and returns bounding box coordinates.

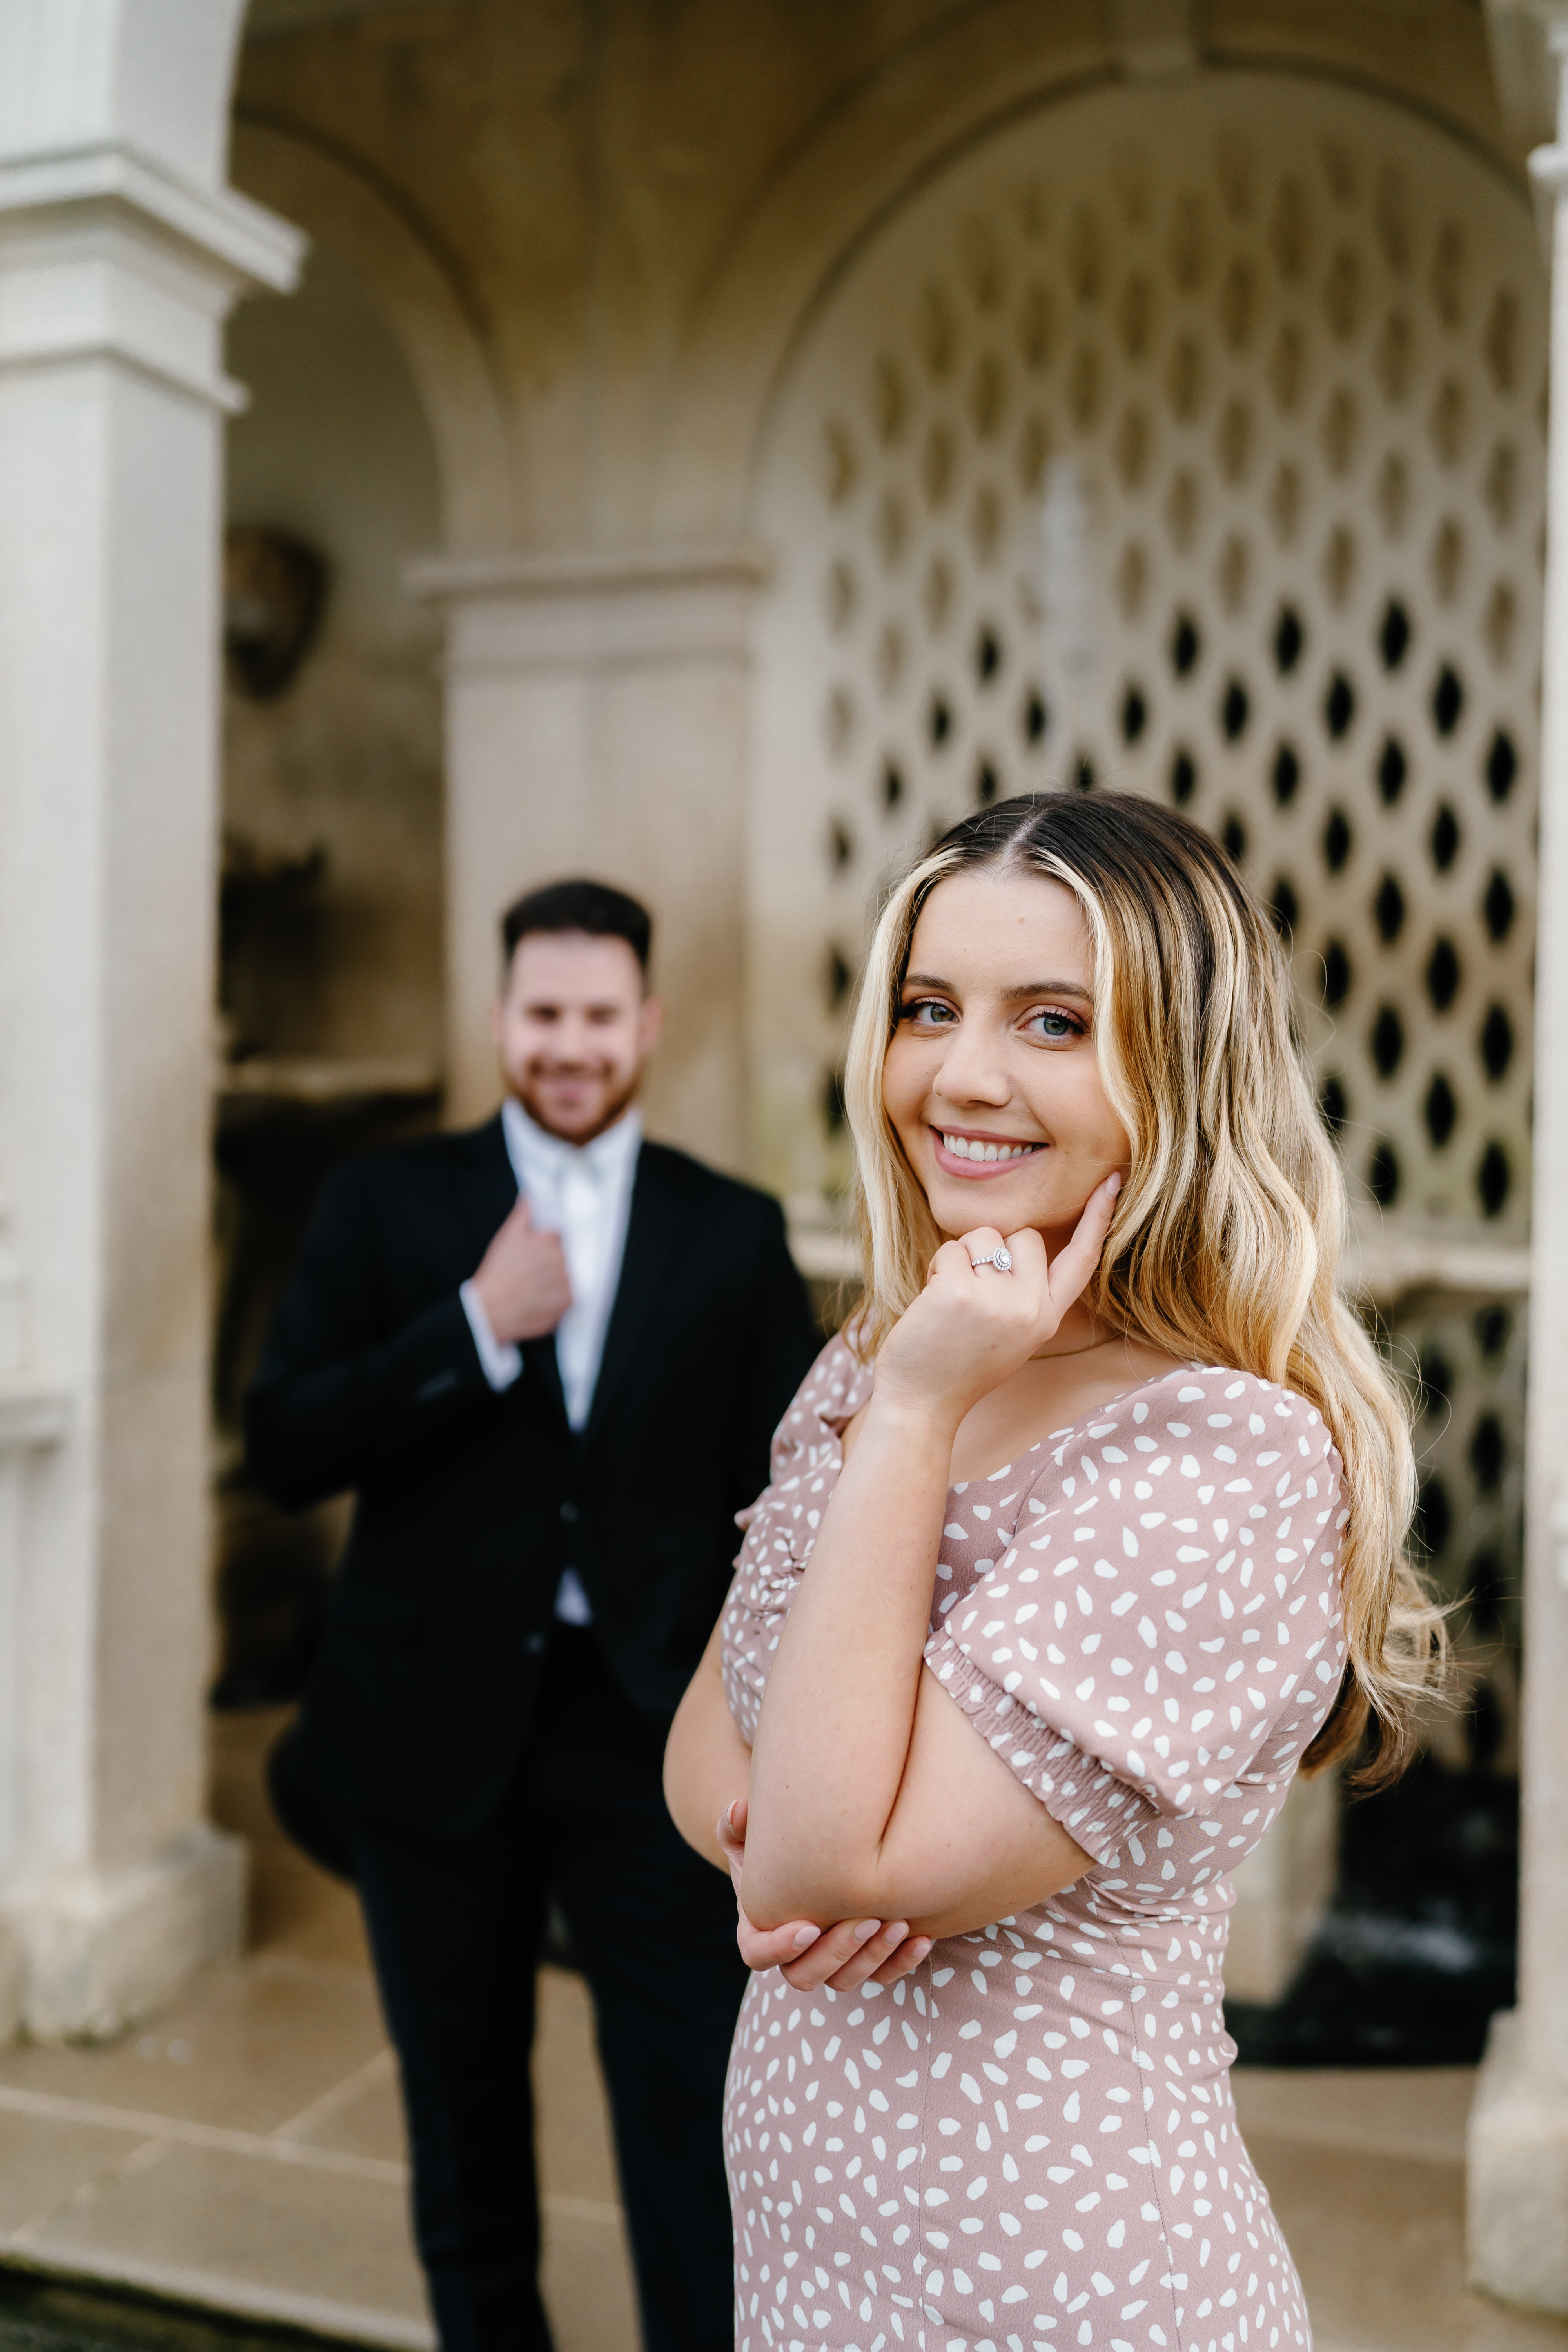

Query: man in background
[246,879,817,2352]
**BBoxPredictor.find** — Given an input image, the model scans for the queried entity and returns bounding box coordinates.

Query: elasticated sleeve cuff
[924,1623,1160,1869]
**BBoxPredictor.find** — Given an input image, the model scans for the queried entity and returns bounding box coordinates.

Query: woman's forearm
[742,1395,956,1926]
[663,1632,752,1872]
[827,1664,1093,1935]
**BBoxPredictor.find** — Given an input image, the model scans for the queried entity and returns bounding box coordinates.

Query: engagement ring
[970,1245,1013,1273]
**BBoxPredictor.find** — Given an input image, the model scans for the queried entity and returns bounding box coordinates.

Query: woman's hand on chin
[719,1799,932,1991]
[872,1171,1122,1426]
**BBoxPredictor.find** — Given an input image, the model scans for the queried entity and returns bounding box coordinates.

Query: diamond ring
[970,1245,1013,1274]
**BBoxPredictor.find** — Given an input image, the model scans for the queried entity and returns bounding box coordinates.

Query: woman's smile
[930,1124,1045,1176]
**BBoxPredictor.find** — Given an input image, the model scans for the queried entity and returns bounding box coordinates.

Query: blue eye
[1031,1009,1083,1040]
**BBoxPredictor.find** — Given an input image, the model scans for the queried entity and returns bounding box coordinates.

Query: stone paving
[0,1711,636,2352]
[0,1709,1546,2352]
[0,2270,319,2352]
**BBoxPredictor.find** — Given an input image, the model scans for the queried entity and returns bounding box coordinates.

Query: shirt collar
[501,1096,642,1194]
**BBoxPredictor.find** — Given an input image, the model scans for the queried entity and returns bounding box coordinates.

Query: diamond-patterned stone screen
[748,74,1544,1718]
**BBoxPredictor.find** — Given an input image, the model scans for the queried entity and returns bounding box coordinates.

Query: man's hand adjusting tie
[471,1196,572,1343]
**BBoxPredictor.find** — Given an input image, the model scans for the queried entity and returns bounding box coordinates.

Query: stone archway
[658,3,1525,546]
[743,62,1546,2007]
[747,72,1544,1240]
[231,122,515,550]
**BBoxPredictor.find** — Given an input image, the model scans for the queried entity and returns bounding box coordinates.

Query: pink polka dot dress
[722,1335,1348,2352]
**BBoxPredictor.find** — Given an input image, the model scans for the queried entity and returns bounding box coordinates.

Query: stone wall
[224,242,444,1071]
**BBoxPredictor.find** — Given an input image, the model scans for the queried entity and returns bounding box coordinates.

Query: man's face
[492,931,662,1144]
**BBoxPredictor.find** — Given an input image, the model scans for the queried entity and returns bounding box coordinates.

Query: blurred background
[1,1,1566,2346]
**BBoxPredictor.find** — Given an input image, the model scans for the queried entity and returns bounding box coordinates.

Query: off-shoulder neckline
[810,1343,1253,1497]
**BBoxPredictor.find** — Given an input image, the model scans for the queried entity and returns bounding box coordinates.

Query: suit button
[559,1501,580,1524]
[526,1632,547,1656]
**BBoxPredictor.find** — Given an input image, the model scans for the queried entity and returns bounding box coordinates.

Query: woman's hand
[719,1799,932,1991]
[872,1174,1122,1428]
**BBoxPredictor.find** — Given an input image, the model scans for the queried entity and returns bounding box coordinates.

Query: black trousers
[350,1626,746,2352]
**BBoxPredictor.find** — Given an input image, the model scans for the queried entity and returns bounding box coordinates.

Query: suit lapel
[455,1114,568,1428]
[521,1330,569,1425]
[580,1144,685,1451]
[456,1114,521,1253]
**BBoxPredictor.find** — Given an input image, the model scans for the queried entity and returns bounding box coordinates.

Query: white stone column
[1469,16,1568,2311]
[407,547,769,1170]
[0,113,303,2033]
[0,1210,68,2039]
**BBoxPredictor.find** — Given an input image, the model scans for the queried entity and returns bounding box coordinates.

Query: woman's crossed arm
[737,1208,1121,1937]
[664,1619,936,1992]
[736,1385,1091,1938]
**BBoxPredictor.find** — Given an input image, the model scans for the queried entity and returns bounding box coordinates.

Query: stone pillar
[0,1210,68,2038]
[407,546,769,1170]
[1469,16,1568,2311]
[0,117,303,2033]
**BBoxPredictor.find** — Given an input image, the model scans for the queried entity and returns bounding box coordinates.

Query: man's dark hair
[500,878,653,976]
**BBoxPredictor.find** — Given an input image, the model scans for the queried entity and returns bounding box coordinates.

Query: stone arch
[658,2,1518,542]
[746,69,1543,1213]
[230,121,515,549]
[743,69,1544,1661]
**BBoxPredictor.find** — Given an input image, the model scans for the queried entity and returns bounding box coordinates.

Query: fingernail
[1107,1171,1122,1197]
[724,1800,740,1827]
[792,1924,821,1951]
[853,1920,881,1944]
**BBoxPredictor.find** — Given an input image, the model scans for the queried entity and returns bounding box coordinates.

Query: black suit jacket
[244,1116,818,1840]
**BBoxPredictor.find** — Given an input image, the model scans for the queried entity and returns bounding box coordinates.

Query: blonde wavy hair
[844,790,1442,1786]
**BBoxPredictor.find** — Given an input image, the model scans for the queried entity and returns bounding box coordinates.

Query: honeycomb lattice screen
[748,74,1544,1254]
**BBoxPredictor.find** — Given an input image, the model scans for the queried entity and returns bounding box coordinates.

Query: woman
[666,792,1439,2352]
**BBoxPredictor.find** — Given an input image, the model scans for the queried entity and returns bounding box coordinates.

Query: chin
[927,1175,1044,1230]
[522,1094,598,1137]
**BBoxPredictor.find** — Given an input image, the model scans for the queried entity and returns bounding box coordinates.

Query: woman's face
[882,868,1132,1246]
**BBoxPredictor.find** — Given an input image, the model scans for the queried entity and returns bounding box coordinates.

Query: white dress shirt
[459,1098,642,1626]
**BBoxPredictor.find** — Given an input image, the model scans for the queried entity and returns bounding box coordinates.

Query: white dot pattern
[723,1338,1346,2352]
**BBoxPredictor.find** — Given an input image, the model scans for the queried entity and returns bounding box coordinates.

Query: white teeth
[940,1132,1038,1162]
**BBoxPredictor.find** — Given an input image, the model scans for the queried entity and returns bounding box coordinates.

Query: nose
[541,1017,593,1067]
[932,1013,1011,1107]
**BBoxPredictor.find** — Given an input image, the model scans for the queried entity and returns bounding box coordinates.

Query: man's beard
[516,1066,640,1146]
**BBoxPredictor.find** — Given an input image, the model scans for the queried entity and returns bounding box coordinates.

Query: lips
[932,1127,1044,1174]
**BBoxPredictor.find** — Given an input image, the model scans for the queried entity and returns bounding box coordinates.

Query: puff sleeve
[922,1365,1347,1871]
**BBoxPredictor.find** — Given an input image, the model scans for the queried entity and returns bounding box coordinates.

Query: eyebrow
[521,997,627,1013]
[904,970,1094,1004]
